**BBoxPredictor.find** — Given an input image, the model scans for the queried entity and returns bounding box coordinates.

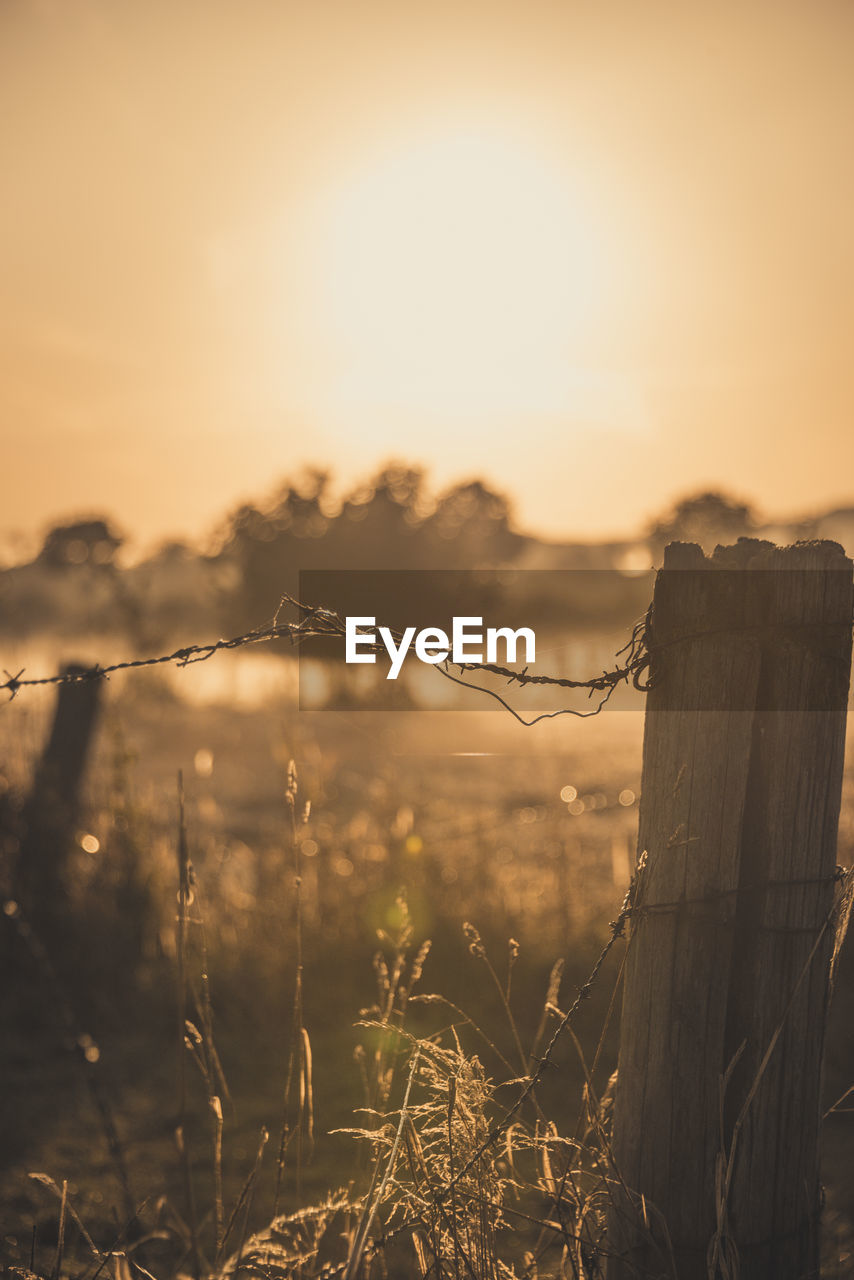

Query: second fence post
[606,539,853,1280]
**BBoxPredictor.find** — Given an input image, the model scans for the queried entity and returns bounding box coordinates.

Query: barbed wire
[0,592,654,722]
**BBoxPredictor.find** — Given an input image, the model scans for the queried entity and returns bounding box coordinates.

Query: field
[2,657,854,1277]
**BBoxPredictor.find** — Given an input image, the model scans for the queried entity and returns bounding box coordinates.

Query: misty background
[2,467,853,655]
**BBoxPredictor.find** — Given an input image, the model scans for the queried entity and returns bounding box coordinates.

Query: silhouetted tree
[425,479,523,565]
[647,491,755,554]
[38,517,123,568]
[218,465,524,627]
[334,464,427,564]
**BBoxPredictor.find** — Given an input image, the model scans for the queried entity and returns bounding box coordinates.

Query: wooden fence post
[606,540,853,1280]
[16,666,102,929]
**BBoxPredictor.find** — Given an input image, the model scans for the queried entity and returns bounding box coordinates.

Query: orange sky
[3,0,854,553]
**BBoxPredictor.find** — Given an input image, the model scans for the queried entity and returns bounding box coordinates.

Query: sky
[3,0,854,553]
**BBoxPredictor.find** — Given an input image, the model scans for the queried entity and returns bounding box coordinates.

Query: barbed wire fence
[0,591,654,724]
[1,589,655,1275]
[6,573,853,1276]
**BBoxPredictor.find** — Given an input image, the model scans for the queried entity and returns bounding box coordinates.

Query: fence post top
[662,537,852,573]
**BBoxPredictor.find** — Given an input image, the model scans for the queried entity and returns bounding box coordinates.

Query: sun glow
[307,120,617,432]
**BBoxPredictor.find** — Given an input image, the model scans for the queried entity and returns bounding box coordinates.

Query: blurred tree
[647,491,755,554]
[218,464,528,628]
[334,463,428,564]
[222,470,331,622]
[426,479,523,565]
[38,517,123,568]
[271,467,334,539]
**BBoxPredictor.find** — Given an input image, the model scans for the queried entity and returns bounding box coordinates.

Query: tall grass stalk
[275,761,314,1214]
[175,771,200,1280]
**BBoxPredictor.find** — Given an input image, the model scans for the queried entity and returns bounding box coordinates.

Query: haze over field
[3,0,854,549]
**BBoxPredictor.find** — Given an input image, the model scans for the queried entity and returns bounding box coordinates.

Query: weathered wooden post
[607,540,853,1279]
[16,665,102,927]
